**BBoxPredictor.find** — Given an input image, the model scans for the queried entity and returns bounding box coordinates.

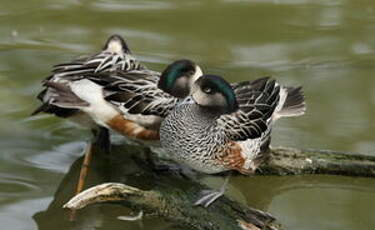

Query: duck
[159,74,306,174]
[158,70,305,207]
[103,59,306,207]
[32,34,147,210]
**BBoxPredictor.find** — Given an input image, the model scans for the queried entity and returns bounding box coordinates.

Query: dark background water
[0,0,374,229]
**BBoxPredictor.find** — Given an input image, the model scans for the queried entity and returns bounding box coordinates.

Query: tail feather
[31,103,79,118]
[31,83,83,117]
[43,81,90,109]
[275,86,306,119]
[31,104,49,116]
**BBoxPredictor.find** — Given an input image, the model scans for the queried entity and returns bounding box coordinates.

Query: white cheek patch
[211,93,228,107]
[175,77,188,90]
[189,65,204,88]
[192,90,206,106]
[192,90,228,108]
[193,66,203,81]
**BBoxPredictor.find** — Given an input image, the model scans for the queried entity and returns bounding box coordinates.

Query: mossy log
[56,143,375,230]
[263,147,375,177]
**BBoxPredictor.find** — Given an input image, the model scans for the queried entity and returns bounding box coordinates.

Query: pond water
[0,0,374,229]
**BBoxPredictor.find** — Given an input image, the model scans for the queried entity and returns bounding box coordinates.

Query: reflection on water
[33,144,181,230]
[270,177,375,230]
[0,0,375,229]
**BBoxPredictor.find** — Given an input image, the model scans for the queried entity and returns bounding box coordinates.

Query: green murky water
[1,0,374,229]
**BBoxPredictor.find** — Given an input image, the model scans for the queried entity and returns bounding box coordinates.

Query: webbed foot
[194,174,231,207]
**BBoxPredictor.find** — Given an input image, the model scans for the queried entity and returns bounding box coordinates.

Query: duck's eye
[203,86,213,94]
[186,70,195,76]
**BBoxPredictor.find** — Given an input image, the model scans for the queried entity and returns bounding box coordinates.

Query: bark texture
[262,147,375,177]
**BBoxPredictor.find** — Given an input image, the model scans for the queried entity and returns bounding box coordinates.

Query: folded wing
[102,70,179,118]
[218,77,281,141]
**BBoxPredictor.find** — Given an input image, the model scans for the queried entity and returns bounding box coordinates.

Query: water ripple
[92,0,174,12]
[25,141,85,174]
[223,0,344,6]
[0,197,51,230]
[0,174,39,199]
